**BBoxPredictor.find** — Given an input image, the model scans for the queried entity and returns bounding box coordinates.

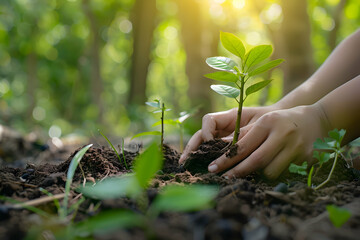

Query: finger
[221,138,283,178]
[179,130,203,164]
[201,109,237,141]
[221,123,254,142]
[262,145,299,180]
[208,124,268,173]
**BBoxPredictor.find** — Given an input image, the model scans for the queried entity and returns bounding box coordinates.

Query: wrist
[310,103,333,136]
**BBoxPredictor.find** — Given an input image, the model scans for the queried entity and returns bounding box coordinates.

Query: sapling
[289,129,346,189]
[205,31,284,145]
[132,100,171,150]
[153,111,193,152]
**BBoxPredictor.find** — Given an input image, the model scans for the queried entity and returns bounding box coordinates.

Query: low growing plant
[99,129,128,170]
[289,129,346,189]
[205,31,284,145]
[77,142,218,238]
[132,100,170,150]
[326,204,352,228]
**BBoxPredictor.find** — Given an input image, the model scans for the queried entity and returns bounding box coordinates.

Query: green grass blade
[99,130,128,170]
[61,144,92,219]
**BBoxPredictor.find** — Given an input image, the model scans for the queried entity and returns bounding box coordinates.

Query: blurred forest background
[0,0,359,143]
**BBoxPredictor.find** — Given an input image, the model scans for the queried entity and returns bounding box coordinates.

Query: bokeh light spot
[49,125,62,138]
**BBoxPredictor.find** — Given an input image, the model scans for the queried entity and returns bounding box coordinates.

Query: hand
[207,105,330,179]
[179,105,277,164]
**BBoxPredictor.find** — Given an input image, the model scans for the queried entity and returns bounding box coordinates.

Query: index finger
[179,130,203,164]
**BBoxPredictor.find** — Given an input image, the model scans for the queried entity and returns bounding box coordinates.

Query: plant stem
[232,76,245,145]
[307,166,314,187]
[179,124,184,152]
[161,103,164,150]
[315,151,339,190]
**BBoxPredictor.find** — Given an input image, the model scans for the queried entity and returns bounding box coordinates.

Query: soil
[1,137,360,240]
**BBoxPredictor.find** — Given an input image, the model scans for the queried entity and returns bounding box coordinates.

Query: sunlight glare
[246,32,261,46]
[232,0,245,9]
[33,106,46,121]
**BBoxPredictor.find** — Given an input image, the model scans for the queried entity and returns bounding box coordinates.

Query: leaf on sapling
[245,80,272,97]
[313,138,335,150]
[313,151,331,166]
[132,131,161,140]
[328,128,346,143]
[134,142,163,189]
[288,162,308,176]
[248,59,284,77]
[211,84,240,99]
[206,57,237,72]
[146,101,160,108]
[204,71,238,83]
[150,185,218,214]
[220,31,245,59]
[244,45,273,69]
[326,205,352,228]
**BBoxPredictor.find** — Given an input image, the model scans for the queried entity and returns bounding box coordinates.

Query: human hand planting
[179,105,277,164]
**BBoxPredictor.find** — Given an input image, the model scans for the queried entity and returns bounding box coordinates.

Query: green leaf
[244,45,273,69]
[79,175,141,199]
[210,84,240,99]
[75,210,143,237]
[152,119,179,127]
[245,80,272,97]
[328,129,346,143]
[146,101,160,108]
[313,151,331,165]
[61,144,92,218]
[134,142,163,189]
[288,162,308,176]
[150,185,218,213]
[248,59,284,77]
[132,131,161,140]
[220,31,245,59]
[204,71,238,83]
[178,112,191,123]
[206,57,237,72]
[326,205,352,228]
[313,138,335,150]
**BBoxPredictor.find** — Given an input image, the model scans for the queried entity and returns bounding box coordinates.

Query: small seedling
[153,111,193,152]
[205,31,283,145]
[99,129,128,170]
[132,100,170,150]
[289,129,346,189]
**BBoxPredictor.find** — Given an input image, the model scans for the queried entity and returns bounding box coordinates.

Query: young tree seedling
[205,32,284,145]
[132,100,171,150]
[153,111,193,152]
[289,129,346,190]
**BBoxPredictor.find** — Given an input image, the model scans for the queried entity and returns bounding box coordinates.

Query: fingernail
[208,164,218,172]
[223,175,229,180]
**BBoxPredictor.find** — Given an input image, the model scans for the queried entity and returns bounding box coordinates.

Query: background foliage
[0,0,359,142]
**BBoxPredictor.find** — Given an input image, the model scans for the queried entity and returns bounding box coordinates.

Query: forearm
[275,28,360,109]
[315,75,360,143]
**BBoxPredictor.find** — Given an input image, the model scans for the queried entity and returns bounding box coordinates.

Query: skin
[179,28,360,179]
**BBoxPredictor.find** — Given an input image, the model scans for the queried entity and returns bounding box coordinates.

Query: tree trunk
[128,0,157,105]
[82,0,104,122]
[177,0,218,115]
[280,0,315,94]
